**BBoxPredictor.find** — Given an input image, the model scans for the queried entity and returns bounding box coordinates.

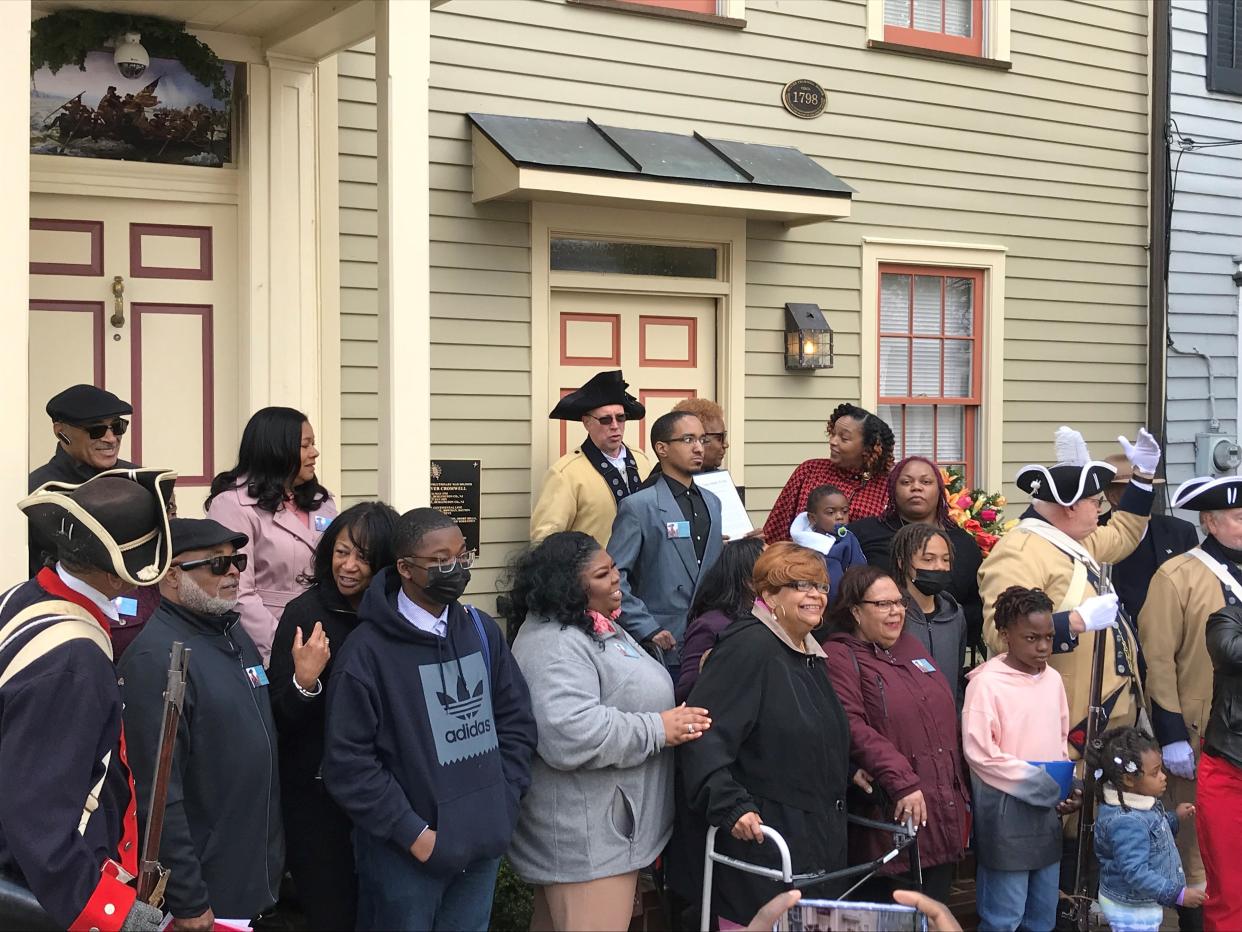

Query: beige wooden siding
[338,40,380,505]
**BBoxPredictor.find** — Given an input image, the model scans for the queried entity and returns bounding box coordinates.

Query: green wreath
[31,10,230,101]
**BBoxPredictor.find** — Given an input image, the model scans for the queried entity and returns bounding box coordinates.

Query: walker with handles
[699,814,921,931]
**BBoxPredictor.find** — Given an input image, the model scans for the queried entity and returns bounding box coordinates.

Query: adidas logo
[437,673,485,721]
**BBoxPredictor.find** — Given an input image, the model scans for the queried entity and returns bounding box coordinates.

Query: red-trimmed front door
[550,290,716,465]
[28,195,238,515]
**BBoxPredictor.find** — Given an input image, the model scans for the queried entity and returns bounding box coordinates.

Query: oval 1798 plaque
[782,79,826,119]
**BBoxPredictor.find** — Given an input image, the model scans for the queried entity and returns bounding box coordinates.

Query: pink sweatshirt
[962,655,1069,804]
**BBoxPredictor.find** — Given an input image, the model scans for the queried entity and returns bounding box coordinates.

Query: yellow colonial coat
[979,510,1149,751]
[1138,550,1232,885]
[530,447,653,549]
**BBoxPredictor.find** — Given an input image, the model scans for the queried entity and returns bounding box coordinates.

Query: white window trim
[530,202,747,499]
[865,0,1012,64]
[861,238,1006,490]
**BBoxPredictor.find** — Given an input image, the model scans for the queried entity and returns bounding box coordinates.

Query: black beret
[169,518,248,557]
[46,384,132,423]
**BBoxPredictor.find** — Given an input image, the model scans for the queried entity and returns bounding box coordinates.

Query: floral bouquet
[940,467,1018,557]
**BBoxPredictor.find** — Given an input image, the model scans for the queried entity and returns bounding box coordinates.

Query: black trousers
[281,779,358,932]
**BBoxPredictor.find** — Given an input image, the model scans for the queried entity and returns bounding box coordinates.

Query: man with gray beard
[119,519,283,931]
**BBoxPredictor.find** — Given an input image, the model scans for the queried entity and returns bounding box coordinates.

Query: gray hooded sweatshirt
[508,614,675,885]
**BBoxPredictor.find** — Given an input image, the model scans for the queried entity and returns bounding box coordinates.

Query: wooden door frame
[531,202,747,499]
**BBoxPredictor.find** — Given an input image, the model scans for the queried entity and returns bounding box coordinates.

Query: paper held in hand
[693,470,754,540]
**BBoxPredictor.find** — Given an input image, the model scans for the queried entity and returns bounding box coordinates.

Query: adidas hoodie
[322,567,536,876]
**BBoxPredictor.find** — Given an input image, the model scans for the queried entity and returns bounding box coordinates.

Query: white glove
[1118,427,1161,476]
[1076,593,1119,632]
[1163,740,1196,780]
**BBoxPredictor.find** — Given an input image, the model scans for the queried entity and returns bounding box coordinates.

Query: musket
[1069,562,1113,931]
[41,91,85,126]
[135,641,190,907]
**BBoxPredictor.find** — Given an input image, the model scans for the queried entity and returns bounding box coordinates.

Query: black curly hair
[828,403,896,479]
[993,585,1055,630]
[890,523,954,587]
[1086,726,1160,811]
[501,531,607,644]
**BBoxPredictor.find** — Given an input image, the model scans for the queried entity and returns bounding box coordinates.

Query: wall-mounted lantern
[784,303,833,370]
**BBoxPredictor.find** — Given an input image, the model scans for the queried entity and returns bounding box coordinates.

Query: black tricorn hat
[19,468,177,587]
[1016,462,1116,506]
[549,370,646,421]
[1172,475,1242,512]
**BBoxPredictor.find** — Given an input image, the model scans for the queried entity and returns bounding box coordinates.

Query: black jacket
[848,518,984,649]
[674,616,851,923]
[1205,605,1242,770]
[269,583,360,790]
[119,600,283,920]
[1100,511,1199,621]
[27,447,136,577]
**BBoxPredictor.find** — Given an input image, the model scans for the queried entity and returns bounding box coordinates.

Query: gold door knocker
[111,276,125,328]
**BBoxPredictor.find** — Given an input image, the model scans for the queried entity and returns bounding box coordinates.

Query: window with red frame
[877,266,984,483]
[883,0,984,57]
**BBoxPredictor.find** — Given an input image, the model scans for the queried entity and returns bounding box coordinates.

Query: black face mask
[423,564,471,605]
[913,569,952,597]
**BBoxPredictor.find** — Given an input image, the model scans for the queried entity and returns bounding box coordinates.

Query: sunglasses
[76,418,129,440]
[586,414,627,427]
[175,553,248,576]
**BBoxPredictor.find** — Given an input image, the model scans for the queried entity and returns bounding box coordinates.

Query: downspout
[1147,0,1172,504]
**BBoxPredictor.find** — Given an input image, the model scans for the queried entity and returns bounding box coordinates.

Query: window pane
[905,405,935,458]
[912,338,941,395]
[880,273,910,332]
[945,277,974,336]
[884,0,912,27]
[944,0,972,36]
[937,405,965,461]
[879,404,904,457]
[944,340,972,396]
[550,238,717,278]
[913,0,943,32]
[880,338,910,395]
[913,275,942,334]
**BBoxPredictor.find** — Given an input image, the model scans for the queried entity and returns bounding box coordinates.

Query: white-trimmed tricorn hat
[1171,475,1242,512]
[1015,425,1116,507]
[19,467,177,587]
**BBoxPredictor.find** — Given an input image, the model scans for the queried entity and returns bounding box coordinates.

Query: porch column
[241,54,324,431]
[1,1,31,576]
[376,0,432,511]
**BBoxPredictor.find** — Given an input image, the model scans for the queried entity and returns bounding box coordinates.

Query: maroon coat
[824,629,970,874]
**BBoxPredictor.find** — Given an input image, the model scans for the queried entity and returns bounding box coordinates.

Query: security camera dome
[114,33,149,80]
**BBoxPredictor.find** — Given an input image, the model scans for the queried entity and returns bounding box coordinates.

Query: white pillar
[1,1,31,578]
[241,54,324,428]
[376,0,432,511]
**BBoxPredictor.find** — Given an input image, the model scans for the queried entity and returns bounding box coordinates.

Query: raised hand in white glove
[1163,740,1196,780]
[1118,428,1161,476]
[1071,592,1119,634]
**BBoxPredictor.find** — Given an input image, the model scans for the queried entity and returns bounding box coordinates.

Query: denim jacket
[1094,787,1185,907]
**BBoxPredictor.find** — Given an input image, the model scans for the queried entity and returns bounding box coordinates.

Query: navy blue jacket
[1095,794,1185,907]
[322,568,536,876]
[1100,511,1199,621]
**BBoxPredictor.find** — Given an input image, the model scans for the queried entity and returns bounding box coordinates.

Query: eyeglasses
[667,435,706,447]
[76,418,129,440]
[783,580,831,595]
[175,553,247,576]
[586,414,627,427]
[402,549,477,573]
[860,598,907,613]
[703,431,728,446]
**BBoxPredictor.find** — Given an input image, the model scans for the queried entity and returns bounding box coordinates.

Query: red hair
[752,541,829,597]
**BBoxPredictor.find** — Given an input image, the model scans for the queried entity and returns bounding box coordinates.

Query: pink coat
[206,484,337,664]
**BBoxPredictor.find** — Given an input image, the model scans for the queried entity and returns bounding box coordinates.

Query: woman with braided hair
[763,403,895,541]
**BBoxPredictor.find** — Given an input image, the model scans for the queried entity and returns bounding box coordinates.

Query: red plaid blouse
[762,459,892,542]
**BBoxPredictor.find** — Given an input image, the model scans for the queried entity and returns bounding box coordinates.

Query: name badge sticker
[314,514,332,533]
[665,520,691,539]
[912,658,937,674]
[245,664,270,688]
[614,639,641,658]
[113,596,138,617]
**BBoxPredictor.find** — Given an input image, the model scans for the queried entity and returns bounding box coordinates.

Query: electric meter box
[1196,433,1242,476]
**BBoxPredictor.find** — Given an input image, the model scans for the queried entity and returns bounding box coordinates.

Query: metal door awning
[468,113,854,226]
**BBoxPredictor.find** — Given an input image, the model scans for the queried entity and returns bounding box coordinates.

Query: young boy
[789,484,867,602]
[962,585,1083,932]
